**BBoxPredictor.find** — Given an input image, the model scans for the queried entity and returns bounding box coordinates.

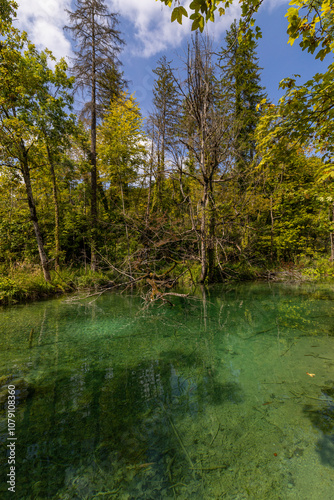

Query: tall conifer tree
[219,20,266,177]
[65,0,124,270]
[151,56,180,204]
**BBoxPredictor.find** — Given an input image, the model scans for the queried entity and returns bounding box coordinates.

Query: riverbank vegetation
[1,0,334,304]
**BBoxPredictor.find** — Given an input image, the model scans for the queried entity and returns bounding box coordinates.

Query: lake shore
[1,258,334,306]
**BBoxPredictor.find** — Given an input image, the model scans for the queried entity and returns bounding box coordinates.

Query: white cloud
[108,0,242,57]
[15,0,72,62]
[13,0,288,63]
[108,0,191,57]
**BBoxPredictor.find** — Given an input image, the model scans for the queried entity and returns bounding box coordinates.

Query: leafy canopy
[98,92,147,185]
[0,18,75,171]
[255,63,334,182]
[158,0,334,59]
[157,0,261,34]
[0,0,17,24]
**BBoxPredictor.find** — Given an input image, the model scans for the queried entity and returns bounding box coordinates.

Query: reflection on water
[0,282,334,499]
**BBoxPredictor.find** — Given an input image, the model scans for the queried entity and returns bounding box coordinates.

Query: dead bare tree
[175,34,237,282]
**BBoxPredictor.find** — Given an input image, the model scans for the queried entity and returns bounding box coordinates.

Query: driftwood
[64,258,191,307]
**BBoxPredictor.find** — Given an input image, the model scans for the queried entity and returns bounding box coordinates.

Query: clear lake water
[0,281,334,499]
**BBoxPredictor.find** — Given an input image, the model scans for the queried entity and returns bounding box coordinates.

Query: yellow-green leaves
[159,0,263,37]
[0,0,17,26]
[286,0,334,60]
[159,0,334,62]
[190,13,205,31]
[256,98,267,111]
[161,0,224,32]
[171,5,188,25]
[0,22,76,172]
[98,92,147,185]
[256,61,334,183]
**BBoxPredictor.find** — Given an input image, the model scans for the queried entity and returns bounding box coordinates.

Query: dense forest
[1,0,334,303]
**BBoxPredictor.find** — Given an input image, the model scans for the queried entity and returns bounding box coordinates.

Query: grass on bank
[1,256,334,305]
[0,263,114,305]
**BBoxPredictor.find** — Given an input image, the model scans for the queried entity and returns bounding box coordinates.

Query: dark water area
[0,282,334,499]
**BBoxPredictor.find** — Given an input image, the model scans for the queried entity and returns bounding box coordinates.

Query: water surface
[0,282,334,499]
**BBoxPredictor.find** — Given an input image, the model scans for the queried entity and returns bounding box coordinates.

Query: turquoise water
[0,282,334,499]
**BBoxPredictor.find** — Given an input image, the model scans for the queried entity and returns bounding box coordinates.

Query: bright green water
[0,282,334,499]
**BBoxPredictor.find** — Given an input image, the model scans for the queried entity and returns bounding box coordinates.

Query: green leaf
[189,0,200,10]
[171,8,178,23]
[171,6,188,25]
[179,6,188,18]
[191,13,204,31]
[191,16,201,31]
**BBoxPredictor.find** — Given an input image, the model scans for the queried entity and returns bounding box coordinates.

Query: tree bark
[330,203,334,263]
[270,195,274,262]
[146,129,154,227]
[207,182,216,282]
[158,111,165,205]
[46,145,60,270]
[200,182,208,283]
[119,177,132,277]
[21,153,51,282]
[90,6,98,271]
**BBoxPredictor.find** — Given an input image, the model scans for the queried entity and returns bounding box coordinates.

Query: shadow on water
[0,349,243,499]
[303,383,334,467]
[316,435,334,467]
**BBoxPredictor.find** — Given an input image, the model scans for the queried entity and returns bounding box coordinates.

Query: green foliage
[0,14,77,280]
[0,25,75,161]
[251,143,330,261]
[171,5,188,24]
[298,255,334,280]
[0,266,55,304]
[286,0,334,60]
[256,63,334,179]
[0,0,17,24]
[159,0,334,66]
[219,20,266,175]
[73,269,111,290]
[158,0,231,32]
[98,92,147,187]
[1,7,334,302]
[0,266,117,304]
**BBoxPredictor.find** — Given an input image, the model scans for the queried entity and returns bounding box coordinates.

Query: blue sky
[14,0,331,120]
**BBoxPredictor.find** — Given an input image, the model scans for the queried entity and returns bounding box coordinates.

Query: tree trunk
[207,183,216,282]
[200,182,208,283]
[330,203,334,263]
[200,284,207,330]
[270,195,274,262]
[158,115,165,205]
[146,131,154,227]
[90,7,98,271]
[119,178,132,277]
[46,146,60,270]
[98,176,108,213]
[21,155,51,282]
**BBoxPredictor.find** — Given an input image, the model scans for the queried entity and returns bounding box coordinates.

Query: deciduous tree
[0,18,75,280]
[159,0,334,60]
